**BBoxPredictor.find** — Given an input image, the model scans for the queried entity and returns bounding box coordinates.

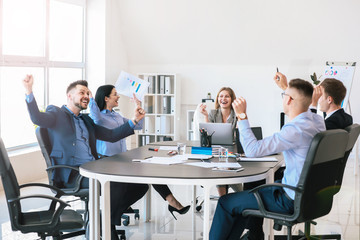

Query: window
[0,0,86,149]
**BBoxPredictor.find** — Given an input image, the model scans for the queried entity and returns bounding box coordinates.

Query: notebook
[199,122,234,145]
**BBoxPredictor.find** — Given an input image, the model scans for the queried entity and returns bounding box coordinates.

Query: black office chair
[35,127,88,238]
[242,129,349,240]
[36,127,137,239]
[334,123,360,194]
[0,137,84,239]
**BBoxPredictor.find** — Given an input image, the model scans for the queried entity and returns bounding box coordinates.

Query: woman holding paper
[89,85,190,219]
[199,87,241,196]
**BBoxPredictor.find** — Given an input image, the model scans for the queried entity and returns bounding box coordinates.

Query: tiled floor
[1,154,359,239]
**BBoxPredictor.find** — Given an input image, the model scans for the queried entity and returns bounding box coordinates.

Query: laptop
[199,122,234,145]
[235,127,263,154]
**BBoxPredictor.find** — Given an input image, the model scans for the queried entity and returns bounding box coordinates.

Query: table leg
[266,169,275,240]
[192,185,196,240]
[144,187,151,222]
[101,181,111,240]
[89,178,97,240]
[203,186,211,240]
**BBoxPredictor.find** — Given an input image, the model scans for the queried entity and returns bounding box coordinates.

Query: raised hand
[199,103,208,116]
[132,93,141,107]
[311,85,322,107]
[232,97,247,116]
[23,74,34,95]
[274,72,288,91]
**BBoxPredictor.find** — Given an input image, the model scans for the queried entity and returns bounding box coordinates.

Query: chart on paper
[115,71,150,101]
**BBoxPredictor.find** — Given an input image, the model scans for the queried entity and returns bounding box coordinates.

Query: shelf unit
[137,73,180,146]
[187,110,195,140]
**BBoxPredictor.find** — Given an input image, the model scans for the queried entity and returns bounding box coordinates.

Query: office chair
[0,138,84,240]
[35,127,88,238]
[36,127,138,239]
[242,129,349,240]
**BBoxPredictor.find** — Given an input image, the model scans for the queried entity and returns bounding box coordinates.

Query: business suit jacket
[311,108,352,130]
[26,97,134,183]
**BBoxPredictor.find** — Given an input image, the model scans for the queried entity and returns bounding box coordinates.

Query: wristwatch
[237,113,247,120]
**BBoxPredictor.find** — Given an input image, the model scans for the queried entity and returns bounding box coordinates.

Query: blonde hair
[215,87,236,109]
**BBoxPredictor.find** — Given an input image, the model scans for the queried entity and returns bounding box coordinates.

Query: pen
[148,148,158,151]
[276,67,280,80]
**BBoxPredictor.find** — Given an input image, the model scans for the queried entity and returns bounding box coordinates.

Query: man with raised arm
[209,75,325,240]
[23,75,148,240]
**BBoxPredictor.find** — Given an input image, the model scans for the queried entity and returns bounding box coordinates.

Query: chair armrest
[46,165,80,172]
[46,165,84,193]
[244,183,302,220]
[8,194,70,227]
[19,183,65,197]
[249,182,302,194]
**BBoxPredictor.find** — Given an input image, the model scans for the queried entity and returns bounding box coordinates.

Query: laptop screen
[199,122,234,145]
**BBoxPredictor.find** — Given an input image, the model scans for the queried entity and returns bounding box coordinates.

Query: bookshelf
[187,110,195,140]
[137,73,180,146]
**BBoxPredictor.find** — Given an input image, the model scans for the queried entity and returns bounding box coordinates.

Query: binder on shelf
[165,76,171,94]
[163,96,171,114]
[160,116,171,134]
[147,76,154,94]
[159,75,165,94]
[144,117,150,133]
[158,136,164,142]
[170,97,175,114]
[145,135,150,145]
[155,116,161,134]
[144,117,154,133]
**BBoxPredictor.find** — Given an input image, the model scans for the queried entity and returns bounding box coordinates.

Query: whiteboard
[321,61,356,111]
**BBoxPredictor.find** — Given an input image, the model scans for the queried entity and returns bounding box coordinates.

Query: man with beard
[23,75,148,240]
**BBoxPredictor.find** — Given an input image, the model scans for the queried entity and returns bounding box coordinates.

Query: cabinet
[137,73,180,146]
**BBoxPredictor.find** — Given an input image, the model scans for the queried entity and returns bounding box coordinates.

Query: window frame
[0,0,86,151]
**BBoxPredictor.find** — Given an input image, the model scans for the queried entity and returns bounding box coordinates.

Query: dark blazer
[26,97,134,183]
[311,108,353,130]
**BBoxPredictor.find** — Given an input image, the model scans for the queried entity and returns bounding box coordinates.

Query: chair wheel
[196,205,202,212]
[135,213,140,220]
[123,219,129,226]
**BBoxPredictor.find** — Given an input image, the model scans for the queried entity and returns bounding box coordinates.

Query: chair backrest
[236,127,263,154]
[0,138,23,231]
[35,127,56,185]
[294,129,348,223]
[333,123,360,194]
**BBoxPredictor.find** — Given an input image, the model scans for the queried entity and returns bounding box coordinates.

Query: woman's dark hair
[95,85,115,111]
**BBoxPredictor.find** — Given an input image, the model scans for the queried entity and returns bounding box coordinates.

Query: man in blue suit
[23,75,148,240]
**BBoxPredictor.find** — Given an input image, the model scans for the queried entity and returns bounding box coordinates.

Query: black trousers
[65,170,149,226]
[152,184,172,200]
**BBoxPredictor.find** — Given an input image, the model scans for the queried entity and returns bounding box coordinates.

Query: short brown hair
[320,78,346,105]
[288,79,313,99]
[215,87,236,109]
[66,80,88,94]
[288,79,313,109]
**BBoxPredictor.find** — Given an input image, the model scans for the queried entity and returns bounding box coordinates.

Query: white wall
[108,0,360,139]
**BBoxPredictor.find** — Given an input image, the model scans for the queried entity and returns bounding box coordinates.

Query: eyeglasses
[281,92,294,100]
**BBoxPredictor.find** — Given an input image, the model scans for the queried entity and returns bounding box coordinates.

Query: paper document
[240,157,278,162]
[115,71,150,101]
[133,156,186,165]
[159,146,178,151]
[185,162,242,169]
[183,154,212,160]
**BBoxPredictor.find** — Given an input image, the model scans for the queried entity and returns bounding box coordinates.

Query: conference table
[80,141,283,240]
